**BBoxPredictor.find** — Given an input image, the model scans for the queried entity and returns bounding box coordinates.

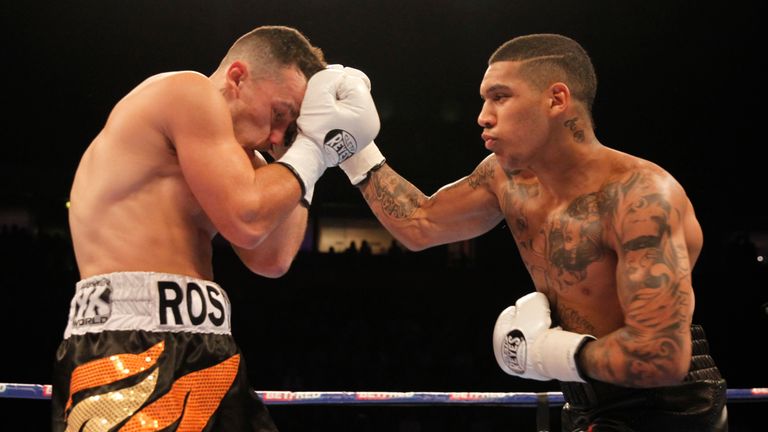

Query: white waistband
[64,272,232,338]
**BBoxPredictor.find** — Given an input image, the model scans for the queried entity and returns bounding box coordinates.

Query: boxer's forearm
[580,265,693,387]
[358,164,502,251]
[233,205,308,278]
[357,164,431,250]
[579,323,691,388]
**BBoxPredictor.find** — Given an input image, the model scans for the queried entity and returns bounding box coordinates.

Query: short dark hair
[490,34,597,115]
[221,26,326,80]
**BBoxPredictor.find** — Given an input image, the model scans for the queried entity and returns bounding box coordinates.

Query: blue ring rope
[1,384,766,405]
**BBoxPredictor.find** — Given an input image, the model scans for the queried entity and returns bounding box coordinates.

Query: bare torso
[359,133,701,386]
[69,73,217,280]
[496,148,702,337]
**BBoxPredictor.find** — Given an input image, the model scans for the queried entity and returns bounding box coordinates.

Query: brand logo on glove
[324,129,356,164]
[72,278,112,326]
[502,330,526,374]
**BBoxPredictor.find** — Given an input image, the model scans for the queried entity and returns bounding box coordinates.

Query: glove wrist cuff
[277,137,327,205]
[274,162,310,208]
[339,142,386,185]
[535,330,595,383]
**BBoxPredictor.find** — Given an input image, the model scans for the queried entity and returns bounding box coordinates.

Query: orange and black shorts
[51,272,278,432]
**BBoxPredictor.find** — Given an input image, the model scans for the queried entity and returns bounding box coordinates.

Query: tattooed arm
[357,154,504,250]
[579,172,696,387]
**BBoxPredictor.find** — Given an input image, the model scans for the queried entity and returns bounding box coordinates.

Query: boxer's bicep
[613,175,695,339]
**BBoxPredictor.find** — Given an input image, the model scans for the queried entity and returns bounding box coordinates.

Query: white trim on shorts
[63,272,232,338]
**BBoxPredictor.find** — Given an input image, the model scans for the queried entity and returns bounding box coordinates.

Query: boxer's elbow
[667,354,692,384]
[220,218,271,250]
[639,352,691,387]
[649,366,689,387]
[227,232,266,250]
[247,257,292,279]
[395,229,440,252]
[399,237,431,252]
[396,219,454,251]
[663,336,694,385]
[260,264,291,279]
[235,240,297,278]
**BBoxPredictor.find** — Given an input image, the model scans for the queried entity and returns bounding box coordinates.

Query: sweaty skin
[356,60,702,388]
[70,66,310,280]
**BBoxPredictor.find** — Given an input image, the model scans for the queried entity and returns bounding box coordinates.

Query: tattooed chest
[504,190,617,299]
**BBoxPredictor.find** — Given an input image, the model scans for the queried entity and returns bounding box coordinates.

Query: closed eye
[273,108,286,123]
[284,122,297,146]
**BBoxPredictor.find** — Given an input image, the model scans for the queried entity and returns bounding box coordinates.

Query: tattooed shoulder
[467,156,498,189]
[597,168,670,215]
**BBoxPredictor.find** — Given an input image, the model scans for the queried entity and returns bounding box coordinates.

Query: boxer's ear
[226,61,248,94]
[547,82,570,116]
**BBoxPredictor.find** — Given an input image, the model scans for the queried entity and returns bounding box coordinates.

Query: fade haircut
[218,26,326,81]
[490,34,597,117]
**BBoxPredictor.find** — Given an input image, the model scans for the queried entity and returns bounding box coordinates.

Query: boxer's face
[232,65,306,153]
[478,61,551,171]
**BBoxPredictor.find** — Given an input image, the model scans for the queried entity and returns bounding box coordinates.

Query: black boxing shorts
[560,325,728,432]
[51,272,279,432]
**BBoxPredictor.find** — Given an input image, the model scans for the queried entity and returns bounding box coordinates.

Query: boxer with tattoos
[339,34,727,431]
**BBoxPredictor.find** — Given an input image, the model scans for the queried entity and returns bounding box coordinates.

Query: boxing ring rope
[4,384,765,431]
[2,383,767,404]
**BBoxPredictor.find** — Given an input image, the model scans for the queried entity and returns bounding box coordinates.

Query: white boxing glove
[492,292,595,382]
[330,66,386,185]
[277,66,380,205]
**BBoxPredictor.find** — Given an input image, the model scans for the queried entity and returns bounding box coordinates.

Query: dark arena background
[1,1,766,430]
